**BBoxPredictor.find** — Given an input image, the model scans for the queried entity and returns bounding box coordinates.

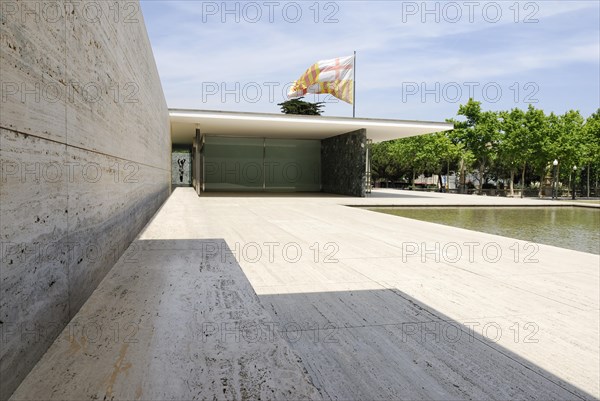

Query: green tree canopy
[368,101,599,197]
[450,98,501,193]
[278,97,324,115]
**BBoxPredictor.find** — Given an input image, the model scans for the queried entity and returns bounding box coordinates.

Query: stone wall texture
[321,129,367,197]
[0,2,171,399]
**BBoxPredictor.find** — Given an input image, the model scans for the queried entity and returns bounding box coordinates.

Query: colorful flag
[288,55,354,104]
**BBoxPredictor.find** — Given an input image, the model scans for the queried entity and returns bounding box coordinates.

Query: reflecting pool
[370,207,600,255]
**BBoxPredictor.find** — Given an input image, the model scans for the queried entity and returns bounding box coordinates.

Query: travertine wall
[0,2,171,398]
[321,129,367,197]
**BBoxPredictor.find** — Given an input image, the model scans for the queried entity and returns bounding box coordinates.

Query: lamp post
[552,159,558,199]
[572,165,577,200]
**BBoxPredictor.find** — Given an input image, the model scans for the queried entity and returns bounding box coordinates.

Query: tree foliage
[371,100,600,196]
[278,97,325,115]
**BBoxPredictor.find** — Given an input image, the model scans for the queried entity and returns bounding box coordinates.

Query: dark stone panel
[321,129,367,197]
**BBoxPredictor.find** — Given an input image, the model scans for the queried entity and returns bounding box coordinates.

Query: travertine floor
[12,188,600,400]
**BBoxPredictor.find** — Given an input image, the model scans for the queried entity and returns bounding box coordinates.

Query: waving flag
[288,55,355,104]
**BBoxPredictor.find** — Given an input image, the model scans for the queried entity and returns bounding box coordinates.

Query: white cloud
[141,0,600,119]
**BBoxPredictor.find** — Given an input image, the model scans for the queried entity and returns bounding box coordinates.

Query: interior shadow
[364,190,434,199]
[198,191,349,198]
[196,190,434,199]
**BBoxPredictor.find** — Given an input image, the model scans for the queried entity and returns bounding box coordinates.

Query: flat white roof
[170,109,453,145]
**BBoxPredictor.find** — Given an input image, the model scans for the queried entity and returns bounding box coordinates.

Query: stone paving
[12,188,600,400]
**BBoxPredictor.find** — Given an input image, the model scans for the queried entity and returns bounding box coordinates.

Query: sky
[140,1,600,121]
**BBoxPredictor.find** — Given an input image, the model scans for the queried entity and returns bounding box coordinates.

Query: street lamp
[552,159,558,199]
[572,165,577,200]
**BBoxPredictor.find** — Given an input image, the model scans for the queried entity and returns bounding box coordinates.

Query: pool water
[370,207,600,255]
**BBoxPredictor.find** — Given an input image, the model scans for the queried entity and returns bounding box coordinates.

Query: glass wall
[204,136,264,191]
[265,138,321,191]
[203,136,321,192]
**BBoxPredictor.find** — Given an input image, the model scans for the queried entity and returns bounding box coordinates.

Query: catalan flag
[288,55,355,104]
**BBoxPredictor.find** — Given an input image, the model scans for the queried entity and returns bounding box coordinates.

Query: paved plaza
[12,189,600,400]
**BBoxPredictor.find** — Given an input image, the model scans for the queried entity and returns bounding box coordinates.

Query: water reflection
[371,207,600,255]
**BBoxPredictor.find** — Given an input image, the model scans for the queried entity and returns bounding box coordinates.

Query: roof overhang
[169,109,453,145]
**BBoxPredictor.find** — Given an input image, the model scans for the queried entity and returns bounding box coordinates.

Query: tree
[278,97,324,115]
[581,109,600,196]
[450,99,501,194]
[389,135,430,189]
[420,132,461,191]
[542,110,585,196]
[522,105,547,196]
[498,107,544,197]
[367,102,598,198]
[371,141,404,185]
[382,132,461,191]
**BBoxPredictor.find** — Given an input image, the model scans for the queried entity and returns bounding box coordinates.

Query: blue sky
[140,1,599,121]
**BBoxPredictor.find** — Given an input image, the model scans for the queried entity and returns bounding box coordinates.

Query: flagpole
[353,50,356,118]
